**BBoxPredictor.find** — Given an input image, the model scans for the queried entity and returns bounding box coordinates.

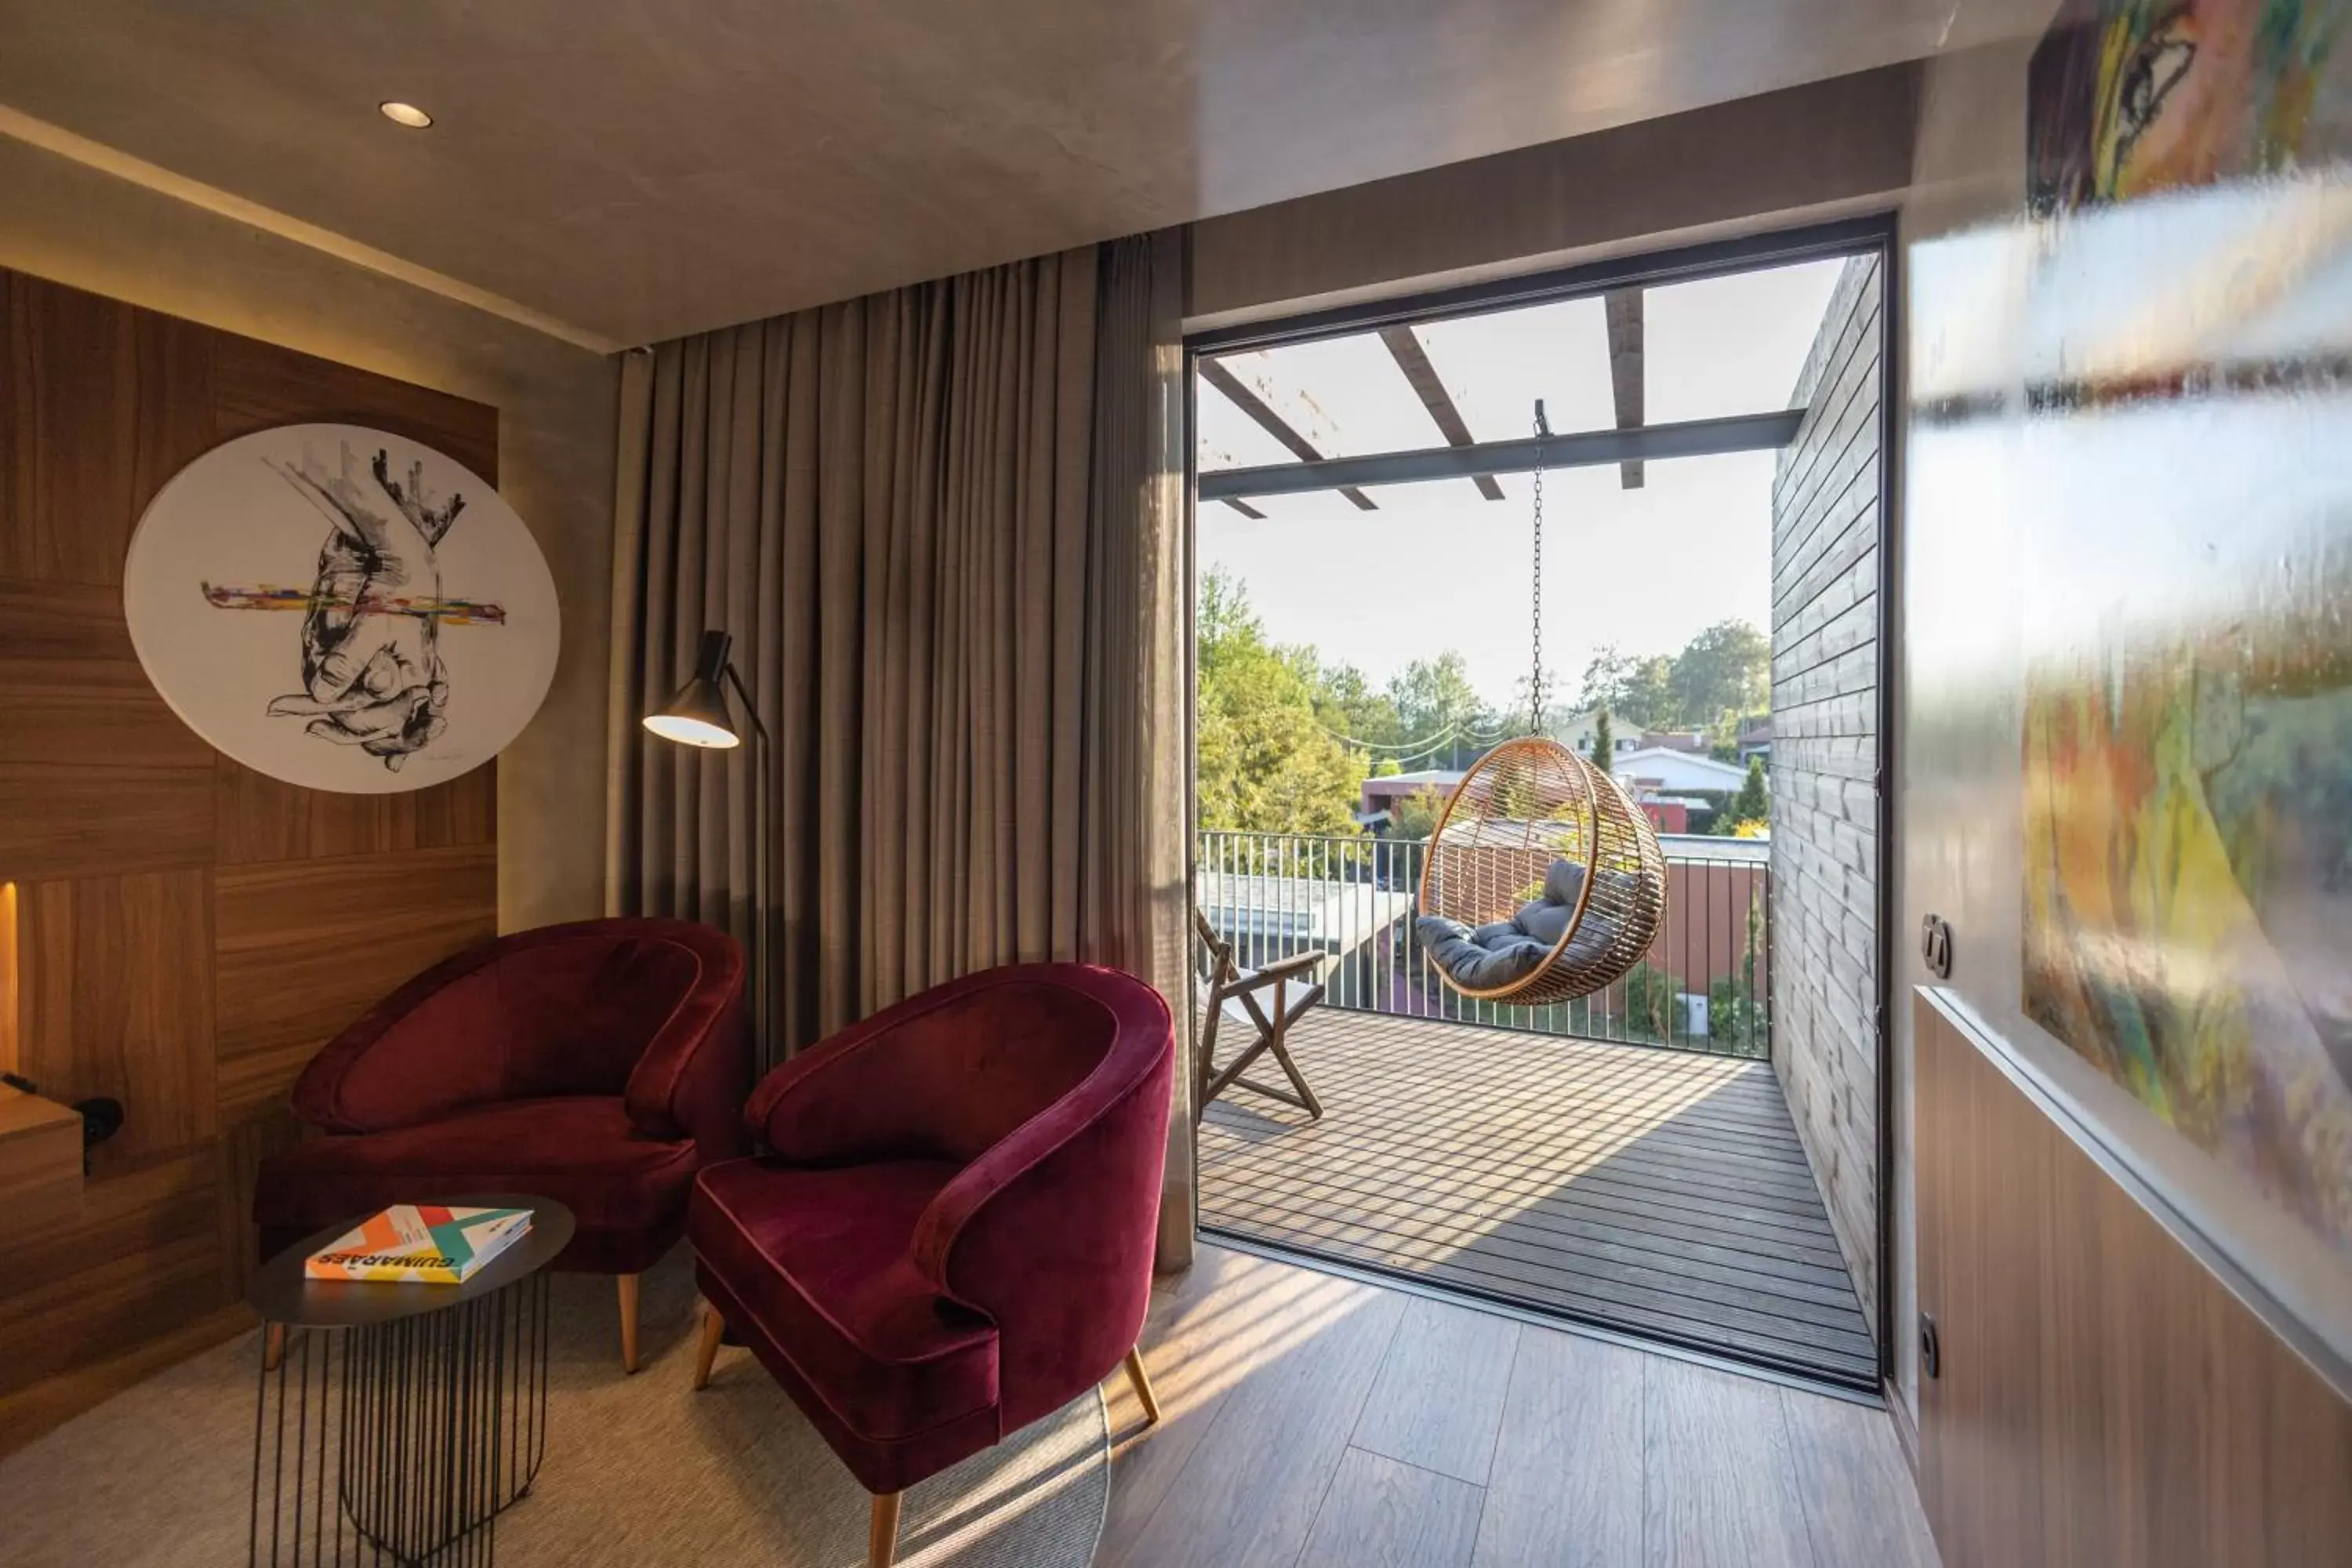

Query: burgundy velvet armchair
[254,918,747,1371]
[687,963,1174,1568]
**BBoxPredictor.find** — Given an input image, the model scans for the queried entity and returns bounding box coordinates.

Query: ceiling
[0,1,2053,348]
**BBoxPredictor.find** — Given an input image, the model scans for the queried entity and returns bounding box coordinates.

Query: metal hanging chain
[1529,399,1550,732]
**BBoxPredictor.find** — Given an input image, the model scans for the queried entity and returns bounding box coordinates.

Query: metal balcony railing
[1196,828,1769,1059]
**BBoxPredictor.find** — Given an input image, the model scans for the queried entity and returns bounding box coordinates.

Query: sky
[1196,257,1849,712]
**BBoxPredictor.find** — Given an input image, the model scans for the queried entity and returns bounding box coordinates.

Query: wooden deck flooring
[1196,1011,1878,1388]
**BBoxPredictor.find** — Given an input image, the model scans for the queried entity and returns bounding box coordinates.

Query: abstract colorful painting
[2021,0,2352,1258]
[2024,572,2352,1251]
[2029,0,2352,212]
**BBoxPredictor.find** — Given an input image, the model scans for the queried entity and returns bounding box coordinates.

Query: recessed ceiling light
[378,101,434,129]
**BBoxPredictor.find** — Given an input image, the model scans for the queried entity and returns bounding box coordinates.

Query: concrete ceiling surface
[0,2,2056,346]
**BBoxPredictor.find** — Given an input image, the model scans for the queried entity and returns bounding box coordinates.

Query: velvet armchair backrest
[295,919,743,1136]
[752,977,1121,1167]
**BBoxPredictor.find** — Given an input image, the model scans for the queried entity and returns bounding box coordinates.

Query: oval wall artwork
[124,423,560,794]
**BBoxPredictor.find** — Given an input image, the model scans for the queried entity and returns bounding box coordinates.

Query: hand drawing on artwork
[201,441,506,771]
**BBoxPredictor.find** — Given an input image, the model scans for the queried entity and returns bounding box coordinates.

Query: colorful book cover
[304,1204,532,1284]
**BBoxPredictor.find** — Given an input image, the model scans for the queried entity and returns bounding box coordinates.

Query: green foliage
[1716,756,1769,835]
[1314,662,1404,751]
[1708,976,1768,1051]
[1708,888,1769,1054]
[1388,652,1497,768]
[1620,962,1678,1044]
[1196,568,1365,837]
[1737,756,1768,818]
[1589,710,1614,775]
[1579,622,1768,733]
[1668,621,1771,730]
[1390,783,1447,841]
[1371,757,1402,778]
[1578,646,1674,728]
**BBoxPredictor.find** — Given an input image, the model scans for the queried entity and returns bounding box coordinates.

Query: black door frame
[1181,211,1904,1384]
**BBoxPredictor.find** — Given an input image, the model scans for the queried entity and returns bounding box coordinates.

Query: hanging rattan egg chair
[1415,736,1668,1004]
[1413,401,1668,1005]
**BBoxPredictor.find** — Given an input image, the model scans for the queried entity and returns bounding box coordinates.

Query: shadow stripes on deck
[1196,1009,1878,1388]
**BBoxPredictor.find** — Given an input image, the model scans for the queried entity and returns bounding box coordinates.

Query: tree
[1668,620,1769,730]
[1581,624,1766,732]
[1386,653,1494,768]
[1196,568,1365,837]
[1578,645,1671,723]
[1315,661,1403,752]
[1630,663,1676,728]
[1390,783,1447,841]
[1508,667,1572,739]
[1589,709,1614,775]
[1371,757,1401,778]
[1718,755,1769,834]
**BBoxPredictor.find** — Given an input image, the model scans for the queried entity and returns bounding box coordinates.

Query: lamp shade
[644,630,742,749]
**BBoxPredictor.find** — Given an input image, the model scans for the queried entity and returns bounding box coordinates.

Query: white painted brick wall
[1769,252,1882,1330]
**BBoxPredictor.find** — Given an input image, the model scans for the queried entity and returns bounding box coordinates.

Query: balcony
[1193,829,1874,1388]
[1197,829,1771,1055]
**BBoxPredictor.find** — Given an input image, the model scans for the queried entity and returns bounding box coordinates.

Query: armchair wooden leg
[263,1323,285,1372]
[691,1305,724,1391]
[617,1273,641,1374]
[868,1491,902,1568]
[1123,1345,1162,1426]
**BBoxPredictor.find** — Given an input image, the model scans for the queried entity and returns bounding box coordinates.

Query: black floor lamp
[643,629,772,1072]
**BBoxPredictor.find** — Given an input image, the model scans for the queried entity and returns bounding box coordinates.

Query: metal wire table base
[250,1273,550,1567]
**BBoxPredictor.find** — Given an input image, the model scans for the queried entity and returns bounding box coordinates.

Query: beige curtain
[604,234,1195,1265]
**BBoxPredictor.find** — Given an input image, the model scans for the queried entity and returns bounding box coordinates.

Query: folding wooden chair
[1193,909,1327,1125]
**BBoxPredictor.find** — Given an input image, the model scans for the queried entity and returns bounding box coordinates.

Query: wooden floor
[1197,1011,1878,1387]
[1099,1242,1937,1568]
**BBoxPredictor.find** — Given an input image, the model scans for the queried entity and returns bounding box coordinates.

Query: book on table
[304,1203,534,1284]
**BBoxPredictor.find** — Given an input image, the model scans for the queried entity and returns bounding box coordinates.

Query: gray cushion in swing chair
[1415,858,1587,992]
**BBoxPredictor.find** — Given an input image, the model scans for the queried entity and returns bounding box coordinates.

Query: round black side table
[245,1194,575,1568]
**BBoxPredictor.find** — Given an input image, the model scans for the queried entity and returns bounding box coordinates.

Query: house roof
[1363,769,1465,789]
[1610,746,1749,786]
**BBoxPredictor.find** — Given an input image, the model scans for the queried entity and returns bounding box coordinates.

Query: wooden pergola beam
[1377,326,1504,501]
[1605,289,1644,490]
[1196,408,1803,503]
[1604,289,1646,490]
[1197,358,1377,511]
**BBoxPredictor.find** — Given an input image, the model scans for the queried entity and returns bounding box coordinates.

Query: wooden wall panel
[1913,991,2352,1568]
[1,274,214,586]
[0,316,218,888]
[216,758,496,866]
[0,656,216,772]
[214,844,498,1120]
[0,579,142,657]
[14,871,217,1171]
[0,1149,224,1392]
[213,333,498,481]
[0,764,217,882]
[2,274,139,584]
[0,267,502,1450]
[0,1222,228,1394]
